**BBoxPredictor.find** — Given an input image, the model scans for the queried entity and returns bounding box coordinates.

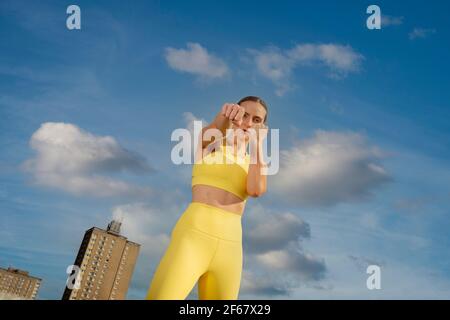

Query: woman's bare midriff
[191,184,246,216]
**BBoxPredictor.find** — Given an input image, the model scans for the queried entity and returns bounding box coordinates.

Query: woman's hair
[237,96,268,124]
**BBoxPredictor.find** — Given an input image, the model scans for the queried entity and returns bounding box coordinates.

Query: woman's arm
[246,130,268,197]
[200,103,245,150]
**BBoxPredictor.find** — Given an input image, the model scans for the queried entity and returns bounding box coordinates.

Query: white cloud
[239,204,327,297]
[247,43,363,96]
[305,205,445,298]
[173,112,207,183]
[381,15,404,27]
[165,42,229,80]
[240,270,293,297]
[409,28,436,40]
[271,130,391,207]
[287,44,363,73]
[255,246,326,281]
[182,111,206,136]
[244,211,310,253]
[293,252,450,299]
[112,203,177,259]
[247,46,296,96]
[111,199,190,299]
[23,122,152,197]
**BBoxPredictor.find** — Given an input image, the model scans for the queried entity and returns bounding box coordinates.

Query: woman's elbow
[247,186,267,198]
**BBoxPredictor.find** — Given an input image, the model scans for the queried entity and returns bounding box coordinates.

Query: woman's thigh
[146,227,218,300]
[198,239,243,300]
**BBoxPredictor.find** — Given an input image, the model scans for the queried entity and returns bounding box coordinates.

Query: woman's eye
[243,113,249,118]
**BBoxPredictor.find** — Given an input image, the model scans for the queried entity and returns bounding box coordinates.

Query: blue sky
[1,0,450,299]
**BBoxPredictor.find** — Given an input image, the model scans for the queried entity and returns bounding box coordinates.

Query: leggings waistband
[172,202,242,242]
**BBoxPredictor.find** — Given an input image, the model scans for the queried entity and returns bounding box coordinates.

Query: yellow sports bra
[192,144,250,201]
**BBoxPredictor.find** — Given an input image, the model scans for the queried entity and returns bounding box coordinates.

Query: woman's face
[228,100,267,144]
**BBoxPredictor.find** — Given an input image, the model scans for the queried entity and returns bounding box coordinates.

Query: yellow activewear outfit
[146,145,250,300]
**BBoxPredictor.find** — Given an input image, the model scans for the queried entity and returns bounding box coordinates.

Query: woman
[146,96,269,300]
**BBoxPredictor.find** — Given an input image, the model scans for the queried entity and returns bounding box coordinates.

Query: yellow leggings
[146,202,243,300]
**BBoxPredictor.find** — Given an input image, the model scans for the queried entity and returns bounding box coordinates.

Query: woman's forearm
[201,112,230,149]
[246,141,267,197]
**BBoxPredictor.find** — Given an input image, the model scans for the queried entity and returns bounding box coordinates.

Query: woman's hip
[171,202,242,242]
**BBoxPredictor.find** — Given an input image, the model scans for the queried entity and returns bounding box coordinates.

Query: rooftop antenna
[107,218,122,235]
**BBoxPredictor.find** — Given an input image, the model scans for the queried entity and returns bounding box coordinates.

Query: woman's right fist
[221,103,245,126]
